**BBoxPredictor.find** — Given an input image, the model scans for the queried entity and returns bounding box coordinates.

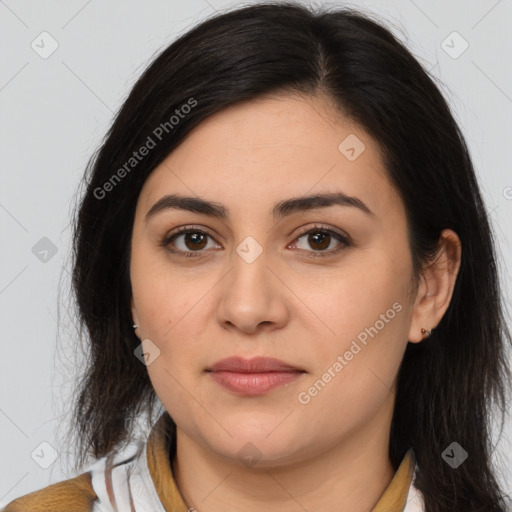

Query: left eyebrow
[272,192,375,220]
[144,191,375,224]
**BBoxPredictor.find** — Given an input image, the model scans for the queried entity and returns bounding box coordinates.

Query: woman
[4,2,511,511]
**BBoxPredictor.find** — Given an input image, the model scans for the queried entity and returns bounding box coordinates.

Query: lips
[207,356,303,373]
[206,356,305,396]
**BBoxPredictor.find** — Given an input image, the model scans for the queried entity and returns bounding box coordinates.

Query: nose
[216,249,290,335]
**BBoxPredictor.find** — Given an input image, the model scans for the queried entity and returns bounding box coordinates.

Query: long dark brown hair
[65,2,511,510]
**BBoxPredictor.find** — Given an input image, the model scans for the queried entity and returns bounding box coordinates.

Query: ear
[408,229,462,343]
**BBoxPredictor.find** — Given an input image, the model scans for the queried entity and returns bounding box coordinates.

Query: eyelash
[159,224,351,259]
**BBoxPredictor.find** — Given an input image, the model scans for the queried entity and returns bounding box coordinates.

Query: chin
[202,425,307,467]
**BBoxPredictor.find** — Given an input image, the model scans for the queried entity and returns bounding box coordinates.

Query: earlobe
[407,228,462,344]
[131,297,139,330]
[421,327,433,340]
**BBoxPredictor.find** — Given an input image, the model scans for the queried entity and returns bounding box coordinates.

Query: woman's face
[130,92,421,467]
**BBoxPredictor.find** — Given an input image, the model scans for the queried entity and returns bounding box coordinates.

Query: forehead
[138,93,402,221]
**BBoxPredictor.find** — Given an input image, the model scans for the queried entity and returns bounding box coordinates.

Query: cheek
[131,245,203,337]
[145,358,197,436]
[294,293,407,436]
[305,258,405,341]
[296,253,410,394]
[296,356,395,443]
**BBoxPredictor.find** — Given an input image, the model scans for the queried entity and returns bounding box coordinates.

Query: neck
[171,394,396,511]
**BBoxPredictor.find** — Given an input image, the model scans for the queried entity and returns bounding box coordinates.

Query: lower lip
[208,370,303,396]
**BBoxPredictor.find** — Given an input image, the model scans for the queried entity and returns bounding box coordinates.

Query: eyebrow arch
[144,191,374,224]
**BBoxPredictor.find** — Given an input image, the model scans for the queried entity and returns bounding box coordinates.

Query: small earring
[421,327,432,339]
[133,324,138,329]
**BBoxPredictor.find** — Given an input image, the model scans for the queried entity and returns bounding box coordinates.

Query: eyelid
[160,223,351,257]
[288,224,351,257]
[160,224,221,254]
[292,223,351,243]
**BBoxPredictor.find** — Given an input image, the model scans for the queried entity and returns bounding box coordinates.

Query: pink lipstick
[206,356,305,396]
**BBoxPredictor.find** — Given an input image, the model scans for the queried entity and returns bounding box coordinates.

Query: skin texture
[130,92,461,511]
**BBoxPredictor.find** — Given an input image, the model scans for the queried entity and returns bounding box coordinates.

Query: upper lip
[207,356,304,373]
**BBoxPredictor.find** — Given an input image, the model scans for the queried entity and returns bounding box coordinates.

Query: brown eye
[306,232,331,250]
[291,225,351,257]
[161,224,350,259]
[161,227,220,257]
[182,232,208,250]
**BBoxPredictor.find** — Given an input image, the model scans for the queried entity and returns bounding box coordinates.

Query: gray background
[1,0,511,505]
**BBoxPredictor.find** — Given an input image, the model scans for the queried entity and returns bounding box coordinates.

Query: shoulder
[1,471,97,512]
[2,440,148,512]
